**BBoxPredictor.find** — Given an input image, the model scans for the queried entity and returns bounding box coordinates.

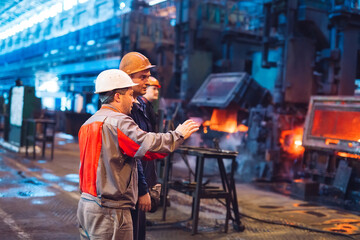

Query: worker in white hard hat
[77,69,199,240]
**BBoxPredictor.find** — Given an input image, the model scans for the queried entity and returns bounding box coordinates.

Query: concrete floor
[0,133,359,240]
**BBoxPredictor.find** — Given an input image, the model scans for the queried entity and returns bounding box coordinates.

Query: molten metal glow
[312,109,360,142]
[279,127,305,156]
[202,109,248,133]
[325,139,339,145]
[336,152,360,160]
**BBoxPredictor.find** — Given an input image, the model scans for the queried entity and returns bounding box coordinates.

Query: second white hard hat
[95,69,138,93]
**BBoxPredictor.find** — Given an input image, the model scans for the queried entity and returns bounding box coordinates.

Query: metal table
[25,118,56,160]
[161,145,245,235]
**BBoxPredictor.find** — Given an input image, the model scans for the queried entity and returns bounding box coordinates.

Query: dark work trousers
[131,205,146,240]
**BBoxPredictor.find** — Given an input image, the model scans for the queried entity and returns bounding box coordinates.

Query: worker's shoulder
[82,110,132,125]
[103,112,135,127]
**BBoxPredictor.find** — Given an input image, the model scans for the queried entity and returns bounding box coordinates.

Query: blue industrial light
[0,0,85,40]
[63,0,78,11]
[149,0,167,6]
[39,80,60,93]
[61,97,72,111]
[120,2,126,10]
[86,40,95,46]
[42,97,56,110]
[170,18,176,27]
[0,2,63,40]
[50,49,59,55]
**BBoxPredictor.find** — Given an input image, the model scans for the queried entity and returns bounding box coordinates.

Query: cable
[239,211,356,239]
[214,199,356,239]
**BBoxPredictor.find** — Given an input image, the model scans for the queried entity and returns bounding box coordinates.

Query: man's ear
[114,92,121,102]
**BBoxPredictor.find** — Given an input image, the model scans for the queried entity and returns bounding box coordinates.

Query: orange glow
[279,127,305,156]
[311,109,360,141]
[203,120,210,134]
[323,219,360,234]
[336,152,360,160]
[325,139,339,145]
[237,124,249,132]
[324,224,358,234]
[202,109,248,133]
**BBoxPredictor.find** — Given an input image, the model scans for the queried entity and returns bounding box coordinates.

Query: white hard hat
[95,69,138,93]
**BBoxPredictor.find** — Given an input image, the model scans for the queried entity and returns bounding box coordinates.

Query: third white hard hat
[95,69,138,93]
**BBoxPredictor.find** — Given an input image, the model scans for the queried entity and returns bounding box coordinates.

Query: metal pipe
[261,2,276,68]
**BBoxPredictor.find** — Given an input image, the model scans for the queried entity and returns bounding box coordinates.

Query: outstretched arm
[116,116,199,160]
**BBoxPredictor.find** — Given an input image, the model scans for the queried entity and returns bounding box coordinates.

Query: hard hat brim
[94,82,138,94]
[130,64,156,75]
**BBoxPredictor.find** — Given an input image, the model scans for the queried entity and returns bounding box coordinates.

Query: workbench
[161,145,245,234]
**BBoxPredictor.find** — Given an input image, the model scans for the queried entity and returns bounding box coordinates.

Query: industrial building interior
[1,0,360,239]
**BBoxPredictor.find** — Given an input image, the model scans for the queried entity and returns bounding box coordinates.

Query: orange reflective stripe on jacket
[117,128,168,160]
[143,151,168,161]
[78,121,103,196]
[116,128,140,157]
